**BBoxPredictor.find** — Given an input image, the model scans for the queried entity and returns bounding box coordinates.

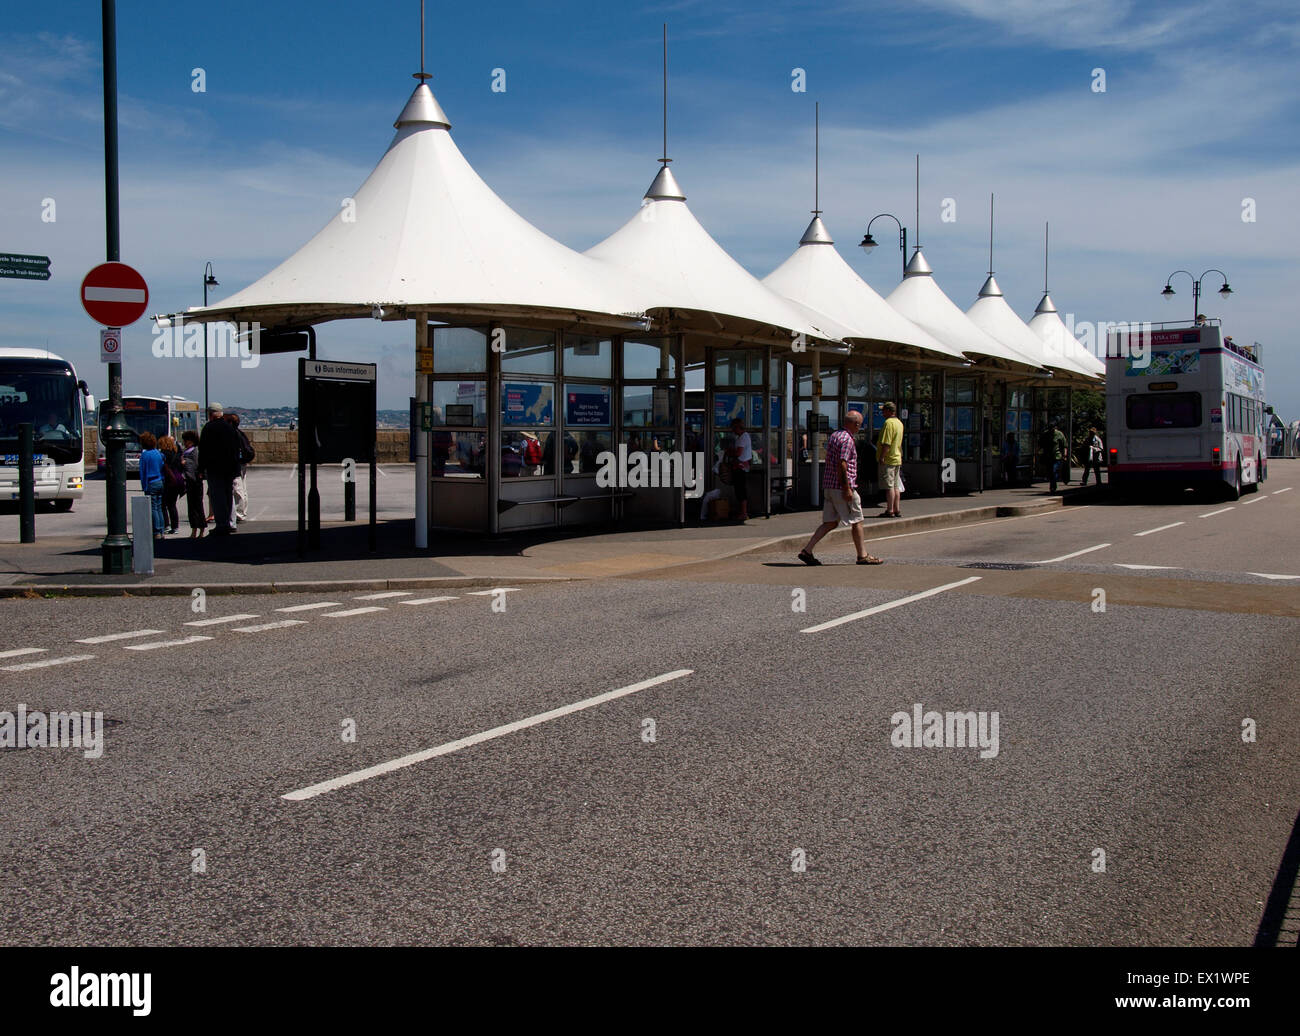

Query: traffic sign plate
[81,261,149,327]
[100,327,122,364]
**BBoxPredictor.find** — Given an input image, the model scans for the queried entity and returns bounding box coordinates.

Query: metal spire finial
[413,0,431,80]
[659,24,671,166]
[813,102,820,216]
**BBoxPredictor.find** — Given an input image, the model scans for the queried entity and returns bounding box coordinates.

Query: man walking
[799,410,883,566]
[876,401,905,517]
[227,411,255,524]
[1042,420,1069,493]
[198,402,242,536]
[1081,425,1104,486]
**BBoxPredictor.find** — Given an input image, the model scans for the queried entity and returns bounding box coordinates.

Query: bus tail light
[1109,447,1117,466]
[1212,446,1220,466]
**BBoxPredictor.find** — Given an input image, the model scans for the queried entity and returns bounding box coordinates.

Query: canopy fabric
[885,250,1043,373]
[585,166,845,345]
[185,83,650,329]
[762,217,968,363]
[967,275,1096,381]
[1027,293,1107,378]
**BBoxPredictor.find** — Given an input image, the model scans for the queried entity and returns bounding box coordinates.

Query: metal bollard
[131,494,154,575]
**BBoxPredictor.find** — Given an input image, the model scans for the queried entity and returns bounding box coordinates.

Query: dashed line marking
[399,596,460,606]
[1247,572,1300,581]
[1134,522,1185,537]
[282,669,694,802]
[321,607,388,618]
[185,614,260,627]
[232,619,309,633]
[1241,496,1267,506]
[1115,564,1182,570]
[0,648,47,659]
[124,635,213,651]
[1199,507,1234,518]
[275,602,341,613]
[1272,487,1292,495]
[353,591,412,601]
[466,588,521,596]
[801,577,983,634]
[76,629,165,644]
[1031,543,1111,564]
[2,654,95,672]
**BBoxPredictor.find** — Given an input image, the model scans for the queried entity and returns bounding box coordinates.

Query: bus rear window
[1126,392,1201,430]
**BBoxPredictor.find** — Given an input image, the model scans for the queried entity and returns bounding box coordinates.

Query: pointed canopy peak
[394,82,451,130]
[644,164,686,201]
[904,248,933,278]
[978,273,1003,298]
[1034,291,1057,315]
[799,215,834,245]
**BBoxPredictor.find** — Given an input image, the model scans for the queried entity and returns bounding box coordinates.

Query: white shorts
[879,464,902,490]
[822,488,864,525]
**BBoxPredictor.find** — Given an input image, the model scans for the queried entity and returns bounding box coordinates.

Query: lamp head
[859,233,878,252]
[1160,284,1176,300]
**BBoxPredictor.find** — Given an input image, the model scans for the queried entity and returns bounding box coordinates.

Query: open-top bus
[1106,321,1265,499]
[97,394,201,474]
[0,347,94,510]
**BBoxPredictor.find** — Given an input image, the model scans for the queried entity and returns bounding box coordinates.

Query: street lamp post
[1160,268,1233,324]
[202,262,218,413]
[859,213,908,276]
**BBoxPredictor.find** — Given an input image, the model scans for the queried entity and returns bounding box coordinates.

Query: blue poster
[1019,411,1032,432]
[565,385,610,426]
[714,392,746,426]
[749,395,781,427]
[502,382,553,425]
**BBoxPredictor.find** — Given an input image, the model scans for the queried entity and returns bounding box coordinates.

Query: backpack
[523,437,542,465]
[238,431,255,466]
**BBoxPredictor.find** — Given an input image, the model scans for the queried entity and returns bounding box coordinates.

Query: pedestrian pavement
[0,477,1104,596]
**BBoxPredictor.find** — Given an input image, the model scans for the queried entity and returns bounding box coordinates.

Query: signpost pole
[297,358,307,559]
[99,0,131,574]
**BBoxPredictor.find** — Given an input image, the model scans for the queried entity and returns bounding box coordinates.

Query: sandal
[857,555,885,565]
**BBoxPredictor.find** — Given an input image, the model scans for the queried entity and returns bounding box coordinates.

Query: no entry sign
[80,261,149,327]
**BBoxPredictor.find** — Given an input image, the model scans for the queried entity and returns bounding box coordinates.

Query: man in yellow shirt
[876,401,905,517]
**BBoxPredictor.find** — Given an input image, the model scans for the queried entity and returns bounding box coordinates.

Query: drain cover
[962,562,1034,571]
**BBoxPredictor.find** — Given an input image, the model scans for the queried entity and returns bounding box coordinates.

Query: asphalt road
[0,471,1296,946]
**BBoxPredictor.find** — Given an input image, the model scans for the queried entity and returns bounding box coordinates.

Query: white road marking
[1115,564,1182,570]
[75,628,164,644]
[801,577,983,634]
[1031,543,1111,564]
[275,602,340,612]
[124,635,213,651]
[2,654,95,672]
[0,648,46,659]
[466,587,520,595]
[282,669,695,802]
[321,606,388,618]
[1272,487,1292,495]
[399,596,460,605]
[185,614,260,627]
[353,591,412,600]
[232,619,308,633]
[1241,496,1266,505]
[1247,572,1300,581]
[1199,507,1234,518]
[1134,522,1185,537]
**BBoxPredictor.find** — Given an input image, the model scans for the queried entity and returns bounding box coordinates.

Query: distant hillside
[224,407,410,429]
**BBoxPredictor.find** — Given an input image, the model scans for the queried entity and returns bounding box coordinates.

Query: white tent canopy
[585,166,847,345]
[967,274,1096,380]
[886,250,1044,373]
[1027,292,1106,378]
[762,217,968,363]
[186,83,650,330]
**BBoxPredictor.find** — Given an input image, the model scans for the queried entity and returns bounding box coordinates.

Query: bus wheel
[1225,460,1242,501]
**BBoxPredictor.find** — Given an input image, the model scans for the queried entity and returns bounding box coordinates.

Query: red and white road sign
[100,327,121,364]
[80,261,149,327]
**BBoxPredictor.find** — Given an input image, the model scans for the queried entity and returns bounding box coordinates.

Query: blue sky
[1,0,1297,415]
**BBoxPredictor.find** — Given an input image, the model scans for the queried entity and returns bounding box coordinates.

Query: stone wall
[81,426,411,465]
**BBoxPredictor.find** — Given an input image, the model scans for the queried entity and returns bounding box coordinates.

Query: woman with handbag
[158,434,185,534]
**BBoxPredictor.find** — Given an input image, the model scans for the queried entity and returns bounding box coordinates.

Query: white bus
[0,348,94,510]
[97,394,201,474]
[1106,321,1266,499]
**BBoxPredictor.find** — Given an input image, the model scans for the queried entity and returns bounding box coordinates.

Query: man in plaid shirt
[799,410,884,565]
